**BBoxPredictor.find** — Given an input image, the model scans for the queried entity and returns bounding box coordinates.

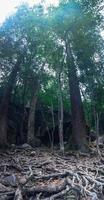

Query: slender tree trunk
[28,60,47,146]
[65,38,87,152]
[27,79,38,146]
[19,105,25,144]
[51,102,55,153]
[40,106,52,148]
[94,111,101,155]
[58,72,64,155]
[27,94,37,145]
[95,112,100,145]
[19,80,28,144]
[0,56,22,147]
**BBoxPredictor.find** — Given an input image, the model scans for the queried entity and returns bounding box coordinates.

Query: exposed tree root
[14,186,23,200]
[0,146,104,199]
[24,179,66,196]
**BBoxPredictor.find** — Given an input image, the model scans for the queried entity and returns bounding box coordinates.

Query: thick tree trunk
[66,39,87,152]
[27,92,37,146]
[0,56,22,147]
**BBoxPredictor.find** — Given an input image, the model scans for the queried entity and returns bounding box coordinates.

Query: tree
[27,74,39,146]
[47,1,88,151]
[0,51,24,146]
[65,38,87,151]
[47,0,103,151]
[0,4,46,146]
[57,69,64,154]
[0,0,103,150]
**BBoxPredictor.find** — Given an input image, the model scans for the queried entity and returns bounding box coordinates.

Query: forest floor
[0,145,104,200]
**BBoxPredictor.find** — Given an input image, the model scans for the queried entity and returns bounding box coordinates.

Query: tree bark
[0,56,22,147]
[95,112,100,144]
[50,102,55,153]
[65,38,87,152]
[27,87,38,146]
[19,80,28,144]
[58,71,64,155]
[27,61,46,146]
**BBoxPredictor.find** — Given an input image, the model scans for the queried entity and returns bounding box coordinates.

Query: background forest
[0,0,104,153]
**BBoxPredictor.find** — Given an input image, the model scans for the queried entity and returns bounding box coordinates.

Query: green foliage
[0,0,104,130]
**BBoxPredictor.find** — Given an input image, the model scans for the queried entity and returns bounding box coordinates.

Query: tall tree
[27,74,39,146]
[65,38,87,151]
[0,56,23,146]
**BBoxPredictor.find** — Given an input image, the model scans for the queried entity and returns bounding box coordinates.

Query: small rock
[19,177,27,185]
[3,174,17,187]
[11,144,16,147]
[21,143,32,149]
[98,136,104,145]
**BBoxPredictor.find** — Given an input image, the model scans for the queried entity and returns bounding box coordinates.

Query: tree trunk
[19,80,28,144]
[51,102,55,153]
[27,92,38,146]
[66,38,87,152]
[95,112,100,144]
[58,72,64,155]
[0,56,22,147]
[27,61,46,146]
